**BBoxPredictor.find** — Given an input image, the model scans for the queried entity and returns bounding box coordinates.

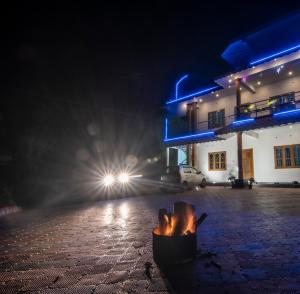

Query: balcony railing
[196,91,300,132]
[166,91,300,141]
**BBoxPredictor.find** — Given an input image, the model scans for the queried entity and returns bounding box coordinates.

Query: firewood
[158,208,168,235]
[173,201,196,236]
[196,213,208,228]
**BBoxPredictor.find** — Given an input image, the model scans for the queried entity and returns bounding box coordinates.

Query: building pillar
[187,102,198,167]
[166,147,169,166]
[235,78,244,187]
[236,78,242,118]
[237,131,243,180]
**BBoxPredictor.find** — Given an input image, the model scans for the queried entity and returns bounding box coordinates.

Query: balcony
[165,91,300,145]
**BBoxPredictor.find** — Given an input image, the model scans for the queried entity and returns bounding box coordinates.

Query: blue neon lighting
[232,118,255,125]
[167,85,220,105]
[175,74,189,99]
[164,131,215,142]
[273,108,300,117]
[250,43,300,66]
[164,118,168,140]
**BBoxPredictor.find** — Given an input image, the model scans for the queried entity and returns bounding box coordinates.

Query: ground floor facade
[167,123,300,184]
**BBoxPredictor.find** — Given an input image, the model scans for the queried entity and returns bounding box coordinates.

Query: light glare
[118,173,130,184]
[103,175,114,186]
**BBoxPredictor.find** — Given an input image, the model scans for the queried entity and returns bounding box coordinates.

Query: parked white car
[160,165,206,191]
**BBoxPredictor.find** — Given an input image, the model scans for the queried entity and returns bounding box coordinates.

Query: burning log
[155,201,207,237]
[173,201,196,236]
[153,201,208,265]
[158,208,169,235]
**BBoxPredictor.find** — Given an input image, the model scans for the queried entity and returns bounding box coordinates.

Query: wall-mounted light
[276,67,282,74]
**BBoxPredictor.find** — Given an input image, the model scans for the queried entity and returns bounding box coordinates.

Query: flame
[155,206,197,236]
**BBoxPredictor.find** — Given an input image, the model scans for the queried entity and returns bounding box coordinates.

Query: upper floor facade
[164,14,300,145]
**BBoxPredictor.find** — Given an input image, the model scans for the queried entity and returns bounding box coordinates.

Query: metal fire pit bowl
[152,229,197,266]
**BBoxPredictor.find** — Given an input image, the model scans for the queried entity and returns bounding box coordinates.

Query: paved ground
[1,187,300,293]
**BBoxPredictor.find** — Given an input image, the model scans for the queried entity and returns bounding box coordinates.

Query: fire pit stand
[152,201,207,266]
[152,230,197,266]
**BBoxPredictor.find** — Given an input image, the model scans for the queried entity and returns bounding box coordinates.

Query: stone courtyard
[1,187,300,293]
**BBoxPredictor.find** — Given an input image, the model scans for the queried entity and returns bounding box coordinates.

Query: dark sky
[1,1,300,161]
[2,1,300,107]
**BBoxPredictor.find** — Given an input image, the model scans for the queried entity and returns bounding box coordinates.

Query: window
[208,109,225,129]
[208,151,226,171]
[274,144,300,169]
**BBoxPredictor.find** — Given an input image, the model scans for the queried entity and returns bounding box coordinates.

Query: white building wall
[195,135,238,182]
[195,124,300,183]
[243,124,300,183]
[196,92,236,129]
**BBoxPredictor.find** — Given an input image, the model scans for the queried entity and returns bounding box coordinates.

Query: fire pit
[153,201,207,266]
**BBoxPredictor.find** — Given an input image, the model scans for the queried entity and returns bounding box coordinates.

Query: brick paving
[1,187,300,293]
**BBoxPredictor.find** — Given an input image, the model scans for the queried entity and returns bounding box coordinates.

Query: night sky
[1,1,300,163]
[2,2,300,103]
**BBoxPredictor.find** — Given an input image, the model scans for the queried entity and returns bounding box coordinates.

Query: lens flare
[103,175,114,186]
[118,173,130,184]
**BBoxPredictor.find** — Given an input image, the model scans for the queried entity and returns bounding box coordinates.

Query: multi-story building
[164,13,300,185]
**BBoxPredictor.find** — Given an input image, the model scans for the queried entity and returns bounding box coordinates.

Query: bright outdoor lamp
[103,175,115,186]
[118,173,130,184]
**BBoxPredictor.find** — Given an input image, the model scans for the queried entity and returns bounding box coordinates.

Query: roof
[222,12,300,69]
[165,12,300,105]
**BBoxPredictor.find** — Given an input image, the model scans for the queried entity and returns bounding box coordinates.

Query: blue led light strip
[250,43,300,66]
[164,131,215,142]
[164,118,168,140]
[175,74,189,99]
[166,86,220,105]
[273,108,300,117]
[232,118,255,125]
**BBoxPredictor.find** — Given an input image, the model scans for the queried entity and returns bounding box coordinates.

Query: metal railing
[196,91,300,132]
[166,91,300,138]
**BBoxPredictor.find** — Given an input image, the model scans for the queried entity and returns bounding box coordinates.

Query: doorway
[167,146,187,166]
[242,148,254,179]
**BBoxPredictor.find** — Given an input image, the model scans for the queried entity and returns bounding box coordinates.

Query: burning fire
[154,201,207,237]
